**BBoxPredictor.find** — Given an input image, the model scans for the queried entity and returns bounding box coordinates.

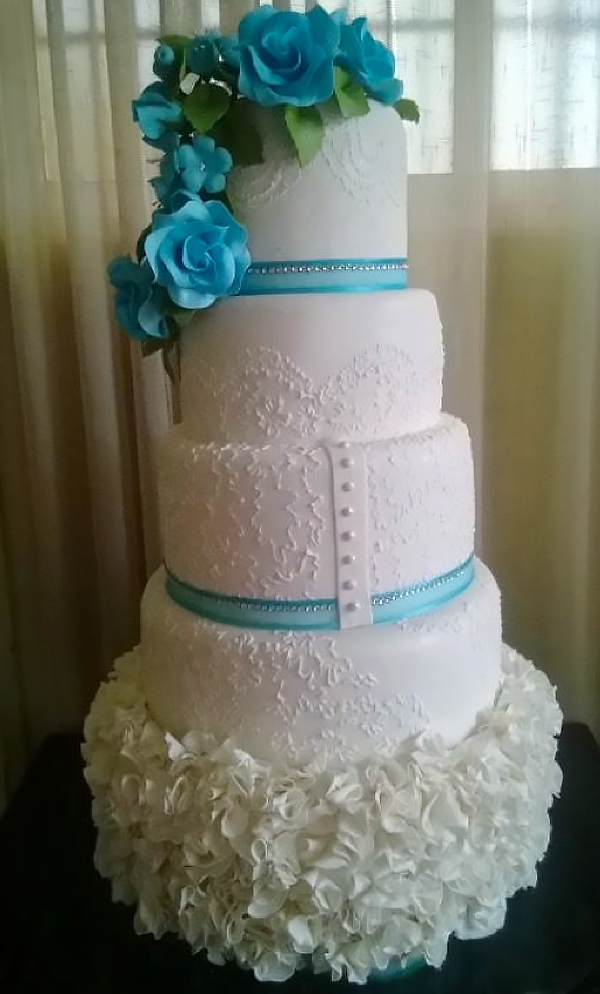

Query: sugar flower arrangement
[108,5,419,354]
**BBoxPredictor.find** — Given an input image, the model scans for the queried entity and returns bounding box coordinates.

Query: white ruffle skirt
[83,646,562,984]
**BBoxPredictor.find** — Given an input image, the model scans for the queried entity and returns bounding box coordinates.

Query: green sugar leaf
[183,82,230,134]
[333,66,369,119]
[169,305,195,329]
[284,104,323,167]
[141,337,166,358]
[395,98,420,124]
[211,99,264,167]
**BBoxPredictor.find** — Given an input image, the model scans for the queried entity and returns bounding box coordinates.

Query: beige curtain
[0,0,598,807]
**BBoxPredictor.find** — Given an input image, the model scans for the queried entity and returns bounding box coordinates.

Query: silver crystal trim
[247,258,408,277]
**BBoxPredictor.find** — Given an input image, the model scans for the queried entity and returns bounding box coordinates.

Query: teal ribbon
[238,257,408,296]
[164,556,475,632]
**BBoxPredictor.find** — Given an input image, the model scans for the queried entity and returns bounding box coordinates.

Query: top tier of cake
[227,101,407,263]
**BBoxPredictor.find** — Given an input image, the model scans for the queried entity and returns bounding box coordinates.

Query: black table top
[1,724,599,994]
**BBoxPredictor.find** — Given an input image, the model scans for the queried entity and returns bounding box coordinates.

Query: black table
[1,725,599,994]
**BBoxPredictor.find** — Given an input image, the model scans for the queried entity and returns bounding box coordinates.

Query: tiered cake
[84,10,562,984]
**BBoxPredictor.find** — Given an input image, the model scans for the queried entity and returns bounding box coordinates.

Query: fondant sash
[164,556,475,632]
[237,257,408,296]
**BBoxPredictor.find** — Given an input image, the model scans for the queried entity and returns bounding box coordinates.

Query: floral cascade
[106,5,419,354]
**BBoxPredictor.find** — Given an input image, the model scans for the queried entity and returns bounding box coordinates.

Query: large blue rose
[107,256,170,341]
[144,198,251,309]
[238,5,340,107]
[132,83,182,149]
[337,17,402,105]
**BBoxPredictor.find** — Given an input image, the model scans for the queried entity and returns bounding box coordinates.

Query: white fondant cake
[84,26,562,985]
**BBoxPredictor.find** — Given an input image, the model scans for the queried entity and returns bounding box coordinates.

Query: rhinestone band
[238,257,409,297]
[164,555,475,632]
[247,260,409,276]
[371,558,475,607]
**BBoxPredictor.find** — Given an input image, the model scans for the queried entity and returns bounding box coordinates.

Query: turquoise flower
[238,5,340,107]
[337,17,402,105]
[132,83,182,149]
[144,198,251,309]
[107,256,170,341]
[151,136,233,209]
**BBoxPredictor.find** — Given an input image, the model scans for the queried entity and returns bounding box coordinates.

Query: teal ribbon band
[164,556,475,632]
[237,257,408,296]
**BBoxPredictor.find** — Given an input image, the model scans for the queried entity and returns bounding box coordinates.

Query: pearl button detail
[323,440,373,630]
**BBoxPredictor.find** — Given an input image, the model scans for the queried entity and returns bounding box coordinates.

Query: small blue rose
[107,256,170,341]
[187,33,220,77]
[153,43,176,81]
[151,136,233,209]
[144,198,251,309]
[132,83,182,149]
[337,17,403,105]
[238,4,340,107]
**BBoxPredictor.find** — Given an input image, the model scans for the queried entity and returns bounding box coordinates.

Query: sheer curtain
[0,0,598,807]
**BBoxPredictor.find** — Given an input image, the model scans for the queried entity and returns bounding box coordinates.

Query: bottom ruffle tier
[82,646,562,984]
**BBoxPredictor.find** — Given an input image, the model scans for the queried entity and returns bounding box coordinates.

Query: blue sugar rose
[337,17,402,105]
[151,136,233,208]
[132,83,182,149]
[144,198,251,309]
[107,256,170,341]
[238,4,340,107]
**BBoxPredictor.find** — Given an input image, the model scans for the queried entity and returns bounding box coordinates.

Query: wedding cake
[83,7,562,984]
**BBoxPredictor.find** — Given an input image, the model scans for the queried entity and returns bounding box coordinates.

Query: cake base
[83,647,562,984]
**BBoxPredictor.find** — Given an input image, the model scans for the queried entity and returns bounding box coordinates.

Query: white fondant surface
[179,289,443,445]
[160,415,474,600]
[227,102,407,262]
[140,559,502,765]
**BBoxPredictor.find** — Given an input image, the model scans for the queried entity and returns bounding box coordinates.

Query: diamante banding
[238,257,409,297]
[163,556,475,631]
